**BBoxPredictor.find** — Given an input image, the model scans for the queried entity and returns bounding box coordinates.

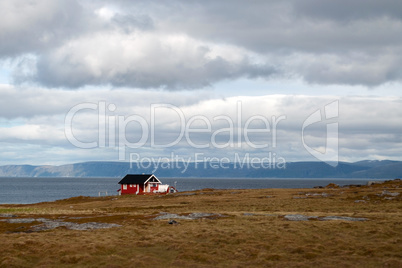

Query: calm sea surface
[0,177,387,204]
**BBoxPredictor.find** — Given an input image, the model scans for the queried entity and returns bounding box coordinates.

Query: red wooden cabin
[118,174,173,195]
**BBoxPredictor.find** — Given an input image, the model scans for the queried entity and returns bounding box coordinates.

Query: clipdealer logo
[64,100,339,168]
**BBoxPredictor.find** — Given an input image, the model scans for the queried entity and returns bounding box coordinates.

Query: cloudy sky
[0,0,401,166]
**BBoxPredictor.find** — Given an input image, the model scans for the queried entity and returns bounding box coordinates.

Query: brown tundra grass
[0,179,401,267]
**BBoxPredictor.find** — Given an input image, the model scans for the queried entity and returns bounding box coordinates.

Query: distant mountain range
[0,160,401,179]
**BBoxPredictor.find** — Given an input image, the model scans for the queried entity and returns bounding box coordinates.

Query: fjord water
[0,177,387,204]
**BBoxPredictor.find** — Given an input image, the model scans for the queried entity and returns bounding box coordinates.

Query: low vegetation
[0,179,401,267]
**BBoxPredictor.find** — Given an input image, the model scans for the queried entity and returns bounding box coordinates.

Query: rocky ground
[0,179,401,267]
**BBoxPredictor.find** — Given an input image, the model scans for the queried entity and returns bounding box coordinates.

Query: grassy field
[0,179,401,267]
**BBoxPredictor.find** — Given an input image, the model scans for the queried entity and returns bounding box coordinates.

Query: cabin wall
[120,184,144,195]
[148,183,159,193]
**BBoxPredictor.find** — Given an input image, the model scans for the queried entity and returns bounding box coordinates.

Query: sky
[0,0,401,166]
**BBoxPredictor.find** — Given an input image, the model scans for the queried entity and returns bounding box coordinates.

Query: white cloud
[0,0,89,57]
[1,89,400,164]
[26,31,275,89]
[3,0,402,88]
[1,1,402,165]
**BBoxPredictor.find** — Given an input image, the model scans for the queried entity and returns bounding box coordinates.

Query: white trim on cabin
[144,175,162,185]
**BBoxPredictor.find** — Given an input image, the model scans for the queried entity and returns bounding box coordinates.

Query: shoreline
[1,179,401,267]
[0,177,393,205]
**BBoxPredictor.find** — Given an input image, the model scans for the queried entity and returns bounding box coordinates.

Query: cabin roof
[118,174,161,185]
